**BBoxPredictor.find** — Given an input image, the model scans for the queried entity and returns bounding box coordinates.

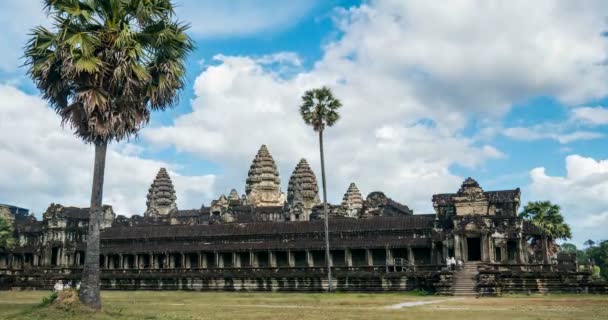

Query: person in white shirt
[53,280,63,292]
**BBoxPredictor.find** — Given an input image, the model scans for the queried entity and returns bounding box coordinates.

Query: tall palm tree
[519,201,572,240]
[24,0,193,309]
[299,86,342,292]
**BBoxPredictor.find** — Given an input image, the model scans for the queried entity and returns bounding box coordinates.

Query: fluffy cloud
[0,85,215,216]
[144,0,608,212]
[572,106,608,125]
[529,155,608,244]
[503,126,603,144]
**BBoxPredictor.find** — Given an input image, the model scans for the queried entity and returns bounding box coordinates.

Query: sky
[1,0,607,246]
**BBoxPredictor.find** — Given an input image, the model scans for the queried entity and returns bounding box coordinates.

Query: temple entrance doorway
[467,237,481,261]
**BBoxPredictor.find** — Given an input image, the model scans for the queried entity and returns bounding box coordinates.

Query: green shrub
[591,266,601,280]
[40,291,58,307]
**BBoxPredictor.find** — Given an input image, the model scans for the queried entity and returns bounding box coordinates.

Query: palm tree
[299,86,342,292]
[584,239,596,248]
[24,0,193,309]
[519,201,572,240]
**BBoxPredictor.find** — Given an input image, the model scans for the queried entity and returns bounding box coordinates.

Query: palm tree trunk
[79,141,107,310]
[319,129,333,292]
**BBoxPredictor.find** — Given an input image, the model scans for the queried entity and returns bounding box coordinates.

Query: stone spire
[228,189,240,202]
[145,168,178,216]
[245,145,285,207]
[341,182,363,218]
[287,159,320,220]
[457,177,484,196]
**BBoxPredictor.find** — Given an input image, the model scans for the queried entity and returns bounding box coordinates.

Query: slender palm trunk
[79,141,107,310]
[319,130,333,292]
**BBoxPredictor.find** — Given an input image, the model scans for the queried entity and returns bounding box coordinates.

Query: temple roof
[101,215,436,240]
[432,189,521,206]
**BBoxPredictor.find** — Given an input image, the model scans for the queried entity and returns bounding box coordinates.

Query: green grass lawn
[0,291,606,320]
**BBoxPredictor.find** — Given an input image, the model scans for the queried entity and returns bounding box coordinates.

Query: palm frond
[25,0,193,144]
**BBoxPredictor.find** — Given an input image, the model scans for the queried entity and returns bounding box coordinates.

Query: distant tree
[584,239,596,248]
[0,216,15,249]
[560,243,577,254]
[24,0,193,309]
[299,86,342,292]
[519,201,572,240]
[586,240,608,280]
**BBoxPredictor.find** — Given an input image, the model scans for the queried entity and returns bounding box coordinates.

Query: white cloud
[503,126,603,144]
[572,106,608,125]
[0,85,215,216]
[529,155,608,244]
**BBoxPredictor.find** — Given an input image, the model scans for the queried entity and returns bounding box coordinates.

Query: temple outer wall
[0,270,444,293]
[477,270,608,295]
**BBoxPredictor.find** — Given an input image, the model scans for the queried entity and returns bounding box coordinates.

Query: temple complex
[0,145,605,294]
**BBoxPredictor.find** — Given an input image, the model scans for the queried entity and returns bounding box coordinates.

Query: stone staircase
[452,262,480,296]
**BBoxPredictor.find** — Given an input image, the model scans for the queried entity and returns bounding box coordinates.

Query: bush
[40,291,58,307]
[591,266,601,280]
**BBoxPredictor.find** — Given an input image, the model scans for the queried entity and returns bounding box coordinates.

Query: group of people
[446,257,463,271]
[53,280,80,292]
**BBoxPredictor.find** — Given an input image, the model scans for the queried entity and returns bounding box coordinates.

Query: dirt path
[385,298,464,309]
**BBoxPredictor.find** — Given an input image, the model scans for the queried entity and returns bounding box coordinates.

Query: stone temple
[0,145,605,294]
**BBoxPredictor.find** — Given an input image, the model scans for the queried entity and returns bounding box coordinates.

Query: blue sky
[1,0,608,246]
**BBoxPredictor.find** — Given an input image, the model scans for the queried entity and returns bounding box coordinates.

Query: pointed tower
[145,168,178,216]
[287,159,320,220]
[245,145,285,207]
[341,182,363,218]
[228,189,240,202]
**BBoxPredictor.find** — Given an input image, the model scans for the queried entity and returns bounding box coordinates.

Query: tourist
[450,257,456,271]
[53,280,63,292]
[457,259,463,270]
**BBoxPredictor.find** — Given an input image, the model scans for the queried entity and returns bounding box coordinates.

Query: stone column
[234,252,241,268]
[288,251,295,267]
[306,250,313,267]
[518,238,527,264]
[119,254,124,269]
[454,235,462,261]
[216,252,223,268]
[407,246,414,265]
[250,251,258,268]
[345,249,353,267]
[500,246,507,263]
[366,249,373,266]
[181,253,186,269]
[269,251,277,268]
[481,234,489,262]
[386,247,393,265]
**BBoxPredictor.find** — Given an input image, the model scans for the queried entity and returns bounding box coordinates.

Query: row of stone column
[98,247,418,270]
[2,247,421,270]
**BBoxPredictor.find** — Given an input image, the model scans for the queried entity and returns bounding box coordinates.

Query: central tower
[245,145,285,207]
